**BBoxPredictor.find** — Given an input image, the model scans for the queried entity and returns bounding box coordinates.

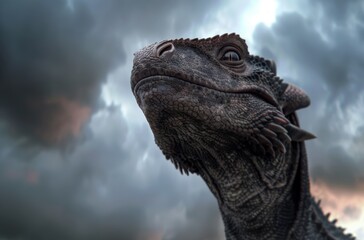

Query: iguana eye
[218,46,245,73]
[221,51,241,61]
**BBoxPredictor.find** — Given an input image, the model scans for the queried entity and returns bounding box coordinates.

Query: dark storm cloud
[0,0,218,146]
[305,0,363,25]
[253,0,364,189]
[254,12,364,103]
[0,0,223,239]
[310,146,364,188]
[0,107,221,240]
[86,0,218,38]
[0,0,124,145]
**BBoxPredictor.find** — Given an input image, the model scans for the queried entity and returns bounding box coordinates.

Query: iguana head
[131,33,314,219]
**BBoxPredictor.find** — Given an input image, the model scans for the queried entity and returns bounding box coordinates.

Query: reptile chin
[133,74,279,107]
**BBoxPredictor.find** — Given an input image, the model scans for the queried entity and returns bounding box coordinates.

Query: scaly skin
[130,33,355,240]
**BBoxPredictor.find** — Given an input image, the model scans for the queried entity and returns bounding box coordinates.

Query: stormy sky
[0,0,363,239]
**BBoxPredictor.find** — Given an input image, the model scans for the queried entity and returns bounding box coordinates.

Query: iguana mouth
[132,74,279,107]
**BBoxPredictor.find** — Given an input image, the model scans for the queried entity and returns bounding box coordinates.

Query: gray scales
[130,33,356,240]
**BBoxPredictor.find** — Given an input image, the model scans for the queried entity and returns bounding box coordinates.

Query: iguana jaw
[134,73,289,167]
[133,74,279,108]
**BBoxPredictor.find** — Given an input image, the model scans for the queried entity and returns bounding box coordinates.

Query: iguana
[130,33,355,240]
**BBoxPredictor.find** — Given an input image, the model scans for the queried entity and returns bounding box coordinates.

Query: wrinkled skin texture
[130,34,355,240]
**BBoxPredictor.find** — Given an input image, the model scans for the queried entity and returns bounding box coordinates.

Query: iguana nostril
[155,42,175,57]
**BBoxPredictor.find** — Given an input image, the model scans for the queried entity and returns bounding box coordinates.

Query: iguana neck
[198,114,312,240]
[286,138,312,240]
[223,145,302,240]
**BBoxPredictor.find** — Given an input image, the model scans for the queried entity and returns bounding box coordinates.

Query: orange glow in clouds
[137,230,163,240]
[32,96,91,144]
[311,180,364,238]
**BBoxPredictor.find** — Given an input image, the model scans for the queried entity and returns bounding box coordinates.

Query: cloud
[0,107,223,240]
[0,0,224,239]
[86,0,219,38]
[311,181,364,238]
[310,146,364,188]
[252,0,364,190]
[0,0,221,146]
[0,0,125,145]
[343,206,361,221]
[304,0,364,25]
